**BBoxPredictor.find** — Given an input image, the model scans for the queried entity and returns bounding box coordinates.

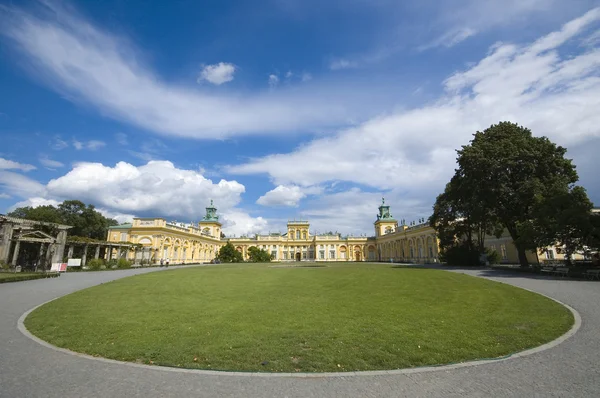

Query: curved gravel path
[1,265,599,398]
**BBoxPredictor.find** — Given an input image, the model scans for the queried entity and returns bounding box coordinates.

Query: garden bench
[540,267,555,275]
[553,267,569,277]
[584,269,600,280]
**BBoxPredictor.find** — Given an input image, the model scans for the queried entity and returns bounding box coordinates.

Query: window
[340,251,346,259]
[120,233,127,242]
[545,249,555,260]
[500,245,507,260]
[302,231,307,240]
[271,250,277,259]
[329,250,335,259]
[319,245,324,249]
[283,252,288,260]
[319,250,325,259]
[182,248,187,259]
[410,247,414,258]
[296,230,301,240]
[302,252,307,259]
[429,247,433,257]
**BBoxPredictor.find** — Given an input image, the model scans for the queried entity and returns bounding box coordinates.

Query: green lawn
[25,263,573,372]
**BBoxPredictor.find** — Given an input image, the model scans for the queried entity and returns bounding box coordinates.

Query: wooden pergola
[0,215,71,270]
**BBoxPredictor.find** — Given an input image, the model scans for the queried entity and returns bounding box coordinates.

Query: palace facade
[106,199,441,264]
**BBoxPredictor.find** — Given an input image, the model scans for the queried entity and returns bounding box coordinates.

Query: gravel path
[1,266,599,398]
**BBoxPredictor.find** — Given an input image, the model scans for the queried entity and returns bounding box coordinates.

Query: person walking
[166,258,170,267]
[160,258,164,267]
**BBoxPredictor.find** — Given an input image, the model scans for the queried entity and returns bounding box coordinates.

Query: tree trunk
[517,246,529,268]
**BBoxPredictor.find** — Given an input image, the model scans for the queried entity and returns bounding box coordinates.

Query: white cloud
[39,156,65,169]
[301,72,312,82]
[285,70,293,78]
[423,0,564,50]
[43,161,244,215]
[268,74,279,88]
[115,133,128,146]
[256,185,307,207]
[0,3,352,139]
[197,62,236,85]
[0,171,45,197]
[12,197,61,209]
[419,27,477,50]
[95,208,136,224]
[0,193,11,199]
[73,139,106,151]
[329,58,358,70]
[0,157,36,172]
[50,136,69,150]
[228,10,600,196]
[87,140,106,150]
[220,210,269,237]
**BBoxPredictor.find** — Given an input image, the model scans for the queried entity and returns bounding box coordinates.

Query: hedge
[0,272,61,284]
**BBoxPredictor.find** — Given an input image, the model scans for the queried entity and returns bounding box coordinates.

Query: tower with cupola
[374,197,398,236]
[199,200,222,239]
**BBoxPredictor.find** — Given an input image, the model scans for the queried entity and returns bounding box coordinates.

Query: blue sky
[1,0,599,236]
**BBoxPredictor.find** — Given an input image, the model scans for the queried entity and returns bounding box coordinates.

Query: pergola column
[94,245,100,259]
[11,240,21,266]
[44,244,53,271]
[67,245,74,259]
[52,230,68,264]
[0,223,14,264]
[81,245,89,266]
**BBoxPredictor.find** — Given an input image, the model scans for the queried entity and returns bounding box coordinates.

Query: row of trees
[430,122,599,267]
[216,242,272,263]
[8,200,119,240]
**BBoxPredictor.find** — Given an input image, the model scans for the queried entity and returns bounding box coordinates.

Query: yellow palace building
[106,199,441,264]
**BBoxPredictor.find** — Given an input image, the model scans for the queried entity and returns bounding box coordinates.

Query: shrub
[87,259,104,271]
[485,249,500,265]
[117,258,132,269]
[106,259,118,269]
[440,242,480,266]
[0,260,10,271]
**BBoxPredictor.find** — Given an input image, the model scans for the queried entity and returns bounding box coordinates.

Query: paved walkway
[1,266,599,398]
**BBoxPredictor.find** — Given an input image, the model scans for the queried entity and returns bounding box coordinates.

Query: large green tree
[216,242,243,263]
[8,200,118,240]
[525,186,594,265]
[436,121,589,267]
[247,246,272,262]
[430,174,502,265]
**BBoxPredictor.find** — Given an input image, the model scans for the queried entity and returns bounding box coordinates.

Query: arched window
[296,230,301,240]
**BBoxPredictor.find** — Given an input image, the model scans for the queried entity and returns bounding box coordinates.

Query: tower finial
[210,199,213,206]
[382,197,385,205]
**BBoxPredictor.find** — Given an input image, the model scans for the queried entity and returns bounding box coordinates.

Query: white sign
[67,258,82,267]
[51,263,61,272]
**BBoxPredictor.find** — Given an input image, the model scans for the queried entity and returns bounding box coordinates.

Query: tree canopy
[432,121,594,267]
[7,200,118,240]
[216,242,243,263]
[247,246,272,262]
